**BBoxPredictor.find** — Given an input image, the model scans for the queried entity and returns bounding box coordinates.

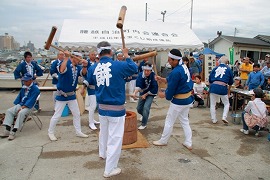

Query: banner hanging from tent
[58,19,203,50]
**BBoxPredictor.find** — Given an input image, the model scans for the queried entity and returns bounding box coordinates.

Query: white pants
[87,94,97,124]
[52,85,57,103]
[3,104,30,129]
[127,80,136,99]
[99,115,125,174]
[210,93,229,122]
[159,102,192,147]
[48,99,82,134]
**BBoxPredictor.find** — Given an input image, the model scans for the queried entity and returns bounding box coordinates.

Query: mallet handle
[120,29,126,49]
[50,44,82,62]
[133,51,157,61]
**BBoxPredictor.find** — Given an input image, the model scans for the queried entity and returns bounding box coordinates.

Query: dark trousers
[137,95,154,126]
[194,94,204,105]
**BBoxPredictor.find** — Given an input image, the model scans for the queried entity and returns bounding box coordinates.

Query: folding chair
[20,94,42,132]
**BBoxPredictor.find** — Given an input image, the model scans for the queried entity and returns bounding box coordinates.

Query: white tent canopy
[58,19,203,51]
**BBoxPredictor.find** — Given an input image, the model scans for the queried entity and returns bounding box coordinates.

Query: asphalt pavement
[0,90,269,180]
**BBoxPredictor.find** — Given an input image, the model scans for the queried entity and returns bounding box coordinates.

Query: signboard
[229,47,234,64]
[58,19,203,50]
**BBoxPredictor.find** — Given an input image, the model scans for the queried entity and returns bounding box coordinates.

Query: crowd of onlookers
[189,54,269,139]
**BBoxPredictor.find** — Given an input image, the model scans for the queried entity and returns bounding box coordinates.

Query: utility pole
[145,3,148,21]
[161,10,166,22]
[234,27,237,37]
[190,0,193,29]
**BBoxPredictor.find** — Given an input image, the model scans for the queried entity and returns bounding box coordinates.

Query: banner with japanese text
[229,47,234,64]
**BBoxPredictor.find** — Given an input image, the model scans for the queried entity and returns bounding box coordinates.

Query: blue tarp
[194,48,225,58]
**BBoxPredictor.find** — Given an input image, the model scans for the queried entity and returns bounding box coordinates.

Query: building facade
[0,33,20,51]
[209,35,270,64]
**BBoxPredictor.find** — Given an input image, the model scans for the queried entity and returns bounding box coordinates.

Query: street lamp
[161,10,166,22]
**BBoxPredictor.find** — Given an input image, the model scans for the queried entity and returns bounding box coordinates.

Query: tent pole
[190,0,193,29]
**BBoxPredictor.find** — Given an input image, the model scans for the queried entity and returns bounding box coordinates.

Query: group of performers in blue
[1,40,268,178]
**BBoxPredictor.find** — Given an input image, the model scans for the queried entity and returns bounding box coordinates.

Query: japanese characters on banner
[204,54,216,82]
[58,19,203,50]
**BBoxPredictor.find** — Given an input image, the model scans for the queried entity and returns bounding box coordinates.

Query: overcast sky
[1,0,269,49]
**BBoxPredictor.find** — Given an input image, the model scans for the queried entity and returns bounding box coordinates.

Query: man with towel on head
[48,51,89,141]
[83,41,138,178]
[153,49,194,150]
[131,62,158,130]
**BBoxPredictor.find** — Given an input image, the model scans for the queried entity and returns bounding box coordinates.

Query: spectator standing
[246,64,264,90]
[239,57,253,86]
[189,56,200,80]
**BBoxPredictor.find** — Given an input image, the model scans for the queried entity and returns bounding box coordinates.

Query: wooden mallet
[116,6,127,48]
[133,51,157,61]
[44,26,82,62]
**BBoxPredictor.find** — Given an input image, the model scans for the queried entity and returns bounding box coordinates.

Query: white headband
[168,52,182,60]
[142,65,153,70]
[97,46,112,54]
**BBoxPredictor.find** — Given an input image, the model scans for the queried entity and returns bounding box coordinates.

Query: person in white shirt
[193,75,207,107]
[240,88,268,136]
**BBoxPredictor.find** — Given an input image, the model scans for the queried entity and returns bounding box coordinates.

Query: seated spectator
[193,75,207,107]
[240,88,268,136]
[245,64,264,90]
[0,73,40,140]
[229,77,244,110]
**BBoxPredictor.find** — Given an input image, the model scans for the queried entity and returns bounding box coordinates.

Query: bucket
[61,104,69,117]
[231,113,242,124]
[122,111,137,145]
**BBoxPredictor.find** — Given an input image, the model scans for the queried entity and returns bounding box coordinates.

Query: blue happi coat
[14,83,40,108]
[56,59,82,101]
[85,59,96,95]
[166,64,194,105]
[85,56,138,117]
[135,71,158,96]
[50,60,61,85]
[209,64,234,95]
[14,61,43,80]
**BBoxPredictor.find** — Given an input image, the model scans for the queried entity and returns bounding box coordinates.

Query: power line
[146,0,192,23]
[165,1,191,18]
